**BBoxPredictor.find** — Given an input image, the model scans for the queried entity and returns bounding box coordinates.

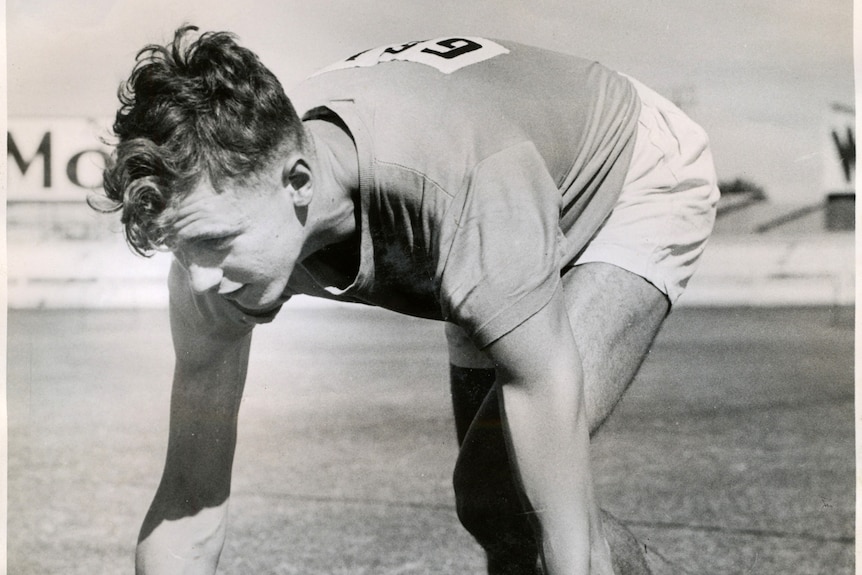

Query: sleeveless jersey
[286,37,639,346]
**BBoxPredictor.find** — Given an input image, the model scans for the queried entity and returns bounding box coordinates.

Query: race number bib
[313,37,509,76]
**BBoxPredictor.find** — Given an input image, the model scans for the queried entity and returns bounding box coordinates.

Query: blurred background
[6,0,856,308]
[5,2,856,574]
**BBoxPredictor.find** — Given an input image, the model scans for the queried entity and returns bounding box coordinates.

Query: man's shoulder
[289,37,595,106]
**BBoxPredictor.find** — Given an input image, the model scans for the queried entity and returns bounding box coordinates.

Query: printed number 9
[421,38,482,59]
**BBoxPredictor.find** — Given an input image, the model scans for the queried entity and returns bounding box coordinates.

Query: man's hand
[136,261,254,575]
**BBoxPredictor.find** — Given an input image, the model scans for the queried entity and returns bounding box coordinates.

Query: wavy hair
[92,25,307,255]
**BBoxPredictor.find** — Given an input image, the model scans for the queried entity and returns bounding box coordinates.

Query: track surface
[7,306,855,574]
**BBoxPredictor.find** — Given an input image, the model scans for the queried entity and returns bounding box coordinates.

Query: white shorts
[573,75,720,304]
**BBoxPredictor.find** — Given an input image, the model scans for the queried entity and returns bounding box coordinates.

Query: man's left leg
[449,262,669,574]
[450,363,541,575]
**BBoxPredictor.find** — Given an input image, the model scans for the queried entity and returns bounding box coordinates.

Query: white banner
[822,103,855,194]
[7,117,113,202]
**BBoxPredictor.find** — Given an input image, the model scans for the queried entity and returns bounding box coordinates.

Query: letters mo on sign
[7,118,113,202]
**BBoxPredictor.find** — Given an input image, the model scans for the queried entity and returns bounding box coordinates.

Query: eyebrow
[163,207,229,240]
[159,184,246,246]
[173,229,239,249]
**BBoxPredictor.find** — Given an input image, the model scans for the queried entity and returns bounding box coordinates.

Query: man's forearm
[486,287,614,574]
[136,500,229,575]
[498,369,600,574]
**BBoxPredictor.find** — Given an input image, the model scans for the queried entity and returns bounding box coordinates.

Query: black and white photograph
[6,1,856,573]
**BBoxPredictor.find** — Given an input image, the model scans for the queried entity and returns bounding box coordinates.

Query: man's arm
[136,262,254,574]
[484,285,613,575]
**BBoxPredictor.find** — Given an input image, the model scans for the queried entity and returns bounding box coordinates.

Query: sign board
[823,103,855,194]
[7,117,113,202]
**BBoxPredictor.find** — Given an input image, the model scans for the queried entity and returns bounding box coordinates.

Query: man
[97,26,718,574]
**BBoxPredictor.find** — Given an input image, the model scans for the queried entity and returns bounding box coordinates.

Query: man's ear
[283,157,313,206]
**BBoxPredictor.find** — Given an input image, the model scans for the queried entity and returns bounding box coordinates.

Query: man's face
[165,169,303,313]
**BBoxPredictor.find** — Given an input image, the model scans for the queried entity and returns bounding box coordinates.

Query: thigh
[446,322,495,369]
[446,261,669,434]
[562,262,669,434]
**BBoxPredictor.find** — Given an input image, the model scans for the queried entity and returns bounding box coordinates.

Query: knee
[453,458,497,538]
[454,469,540,573]
[453,473,490,528]
[453,462,532,545]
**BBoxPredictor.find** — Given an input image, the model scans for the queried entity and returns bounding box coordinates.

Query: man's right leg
[452,370,653,575]
[447,263,669,574]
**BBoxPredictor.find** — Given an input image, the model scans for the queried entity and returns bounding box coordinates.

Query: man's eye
[200,236,233,251]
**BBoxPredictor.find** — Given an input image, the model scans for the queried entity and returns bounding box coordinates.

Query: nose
[187,263,223,294]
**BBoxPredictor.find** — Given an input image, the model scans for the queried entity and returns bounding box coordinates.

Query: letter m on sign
[8,131,51,187]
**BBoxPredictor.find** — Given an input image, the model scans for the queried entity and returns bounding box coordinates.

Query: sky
[6,0,856,203]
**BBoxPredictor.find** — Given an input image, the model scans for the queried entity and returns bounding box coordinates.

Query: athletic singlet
[283,38,640,346]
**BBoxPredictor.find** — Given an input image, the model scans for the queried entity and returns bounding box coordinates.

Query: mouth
[221,285,274,314]
[219,284,247,302]
[220,280,288,314]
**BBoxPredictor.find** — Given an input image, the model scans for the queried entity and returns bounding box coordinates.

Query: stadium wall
[6,117,856,310]
[7,230,855,309]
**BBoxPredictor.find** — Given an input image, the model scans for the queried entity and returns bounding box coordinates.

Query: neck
[301,120,360,257]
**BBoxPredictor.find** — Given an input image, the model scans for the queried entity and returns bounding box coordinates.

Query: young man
[97,26,718,574]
